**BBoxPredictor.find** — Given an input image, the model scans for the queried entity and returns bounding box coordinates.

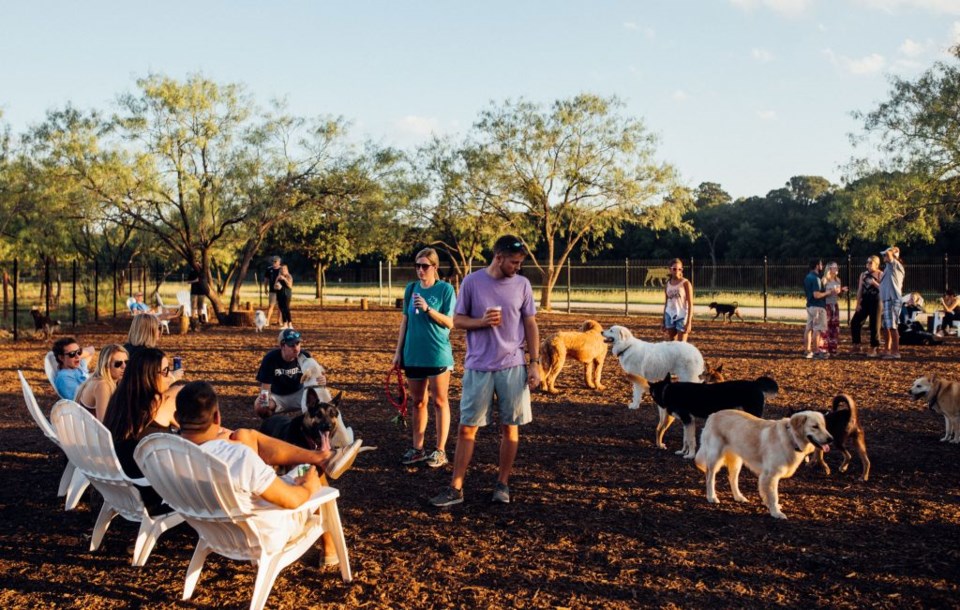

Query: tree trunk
[228,238,262,314]
[319,264,328,309]
[538,264,558,310]
[315,262,321,300]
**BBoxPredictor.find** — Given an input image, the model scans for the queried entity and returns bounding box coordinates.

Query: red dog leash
[385,363,408,419]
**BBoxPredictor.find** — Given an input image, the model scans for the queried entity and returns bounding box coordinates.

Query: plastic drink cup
[486,305,502,326]
[173,356,182,371]
[259,389,270,407]
[296,464,311,477]
[413,292,420,315]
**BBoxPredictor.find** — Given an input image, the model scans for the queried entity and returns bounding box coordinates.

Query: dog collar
[613,343,633,358]
[786,422,804,452]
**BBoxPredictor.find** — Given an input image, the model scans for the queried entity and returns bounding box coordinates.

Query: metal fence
[2,254,956,339]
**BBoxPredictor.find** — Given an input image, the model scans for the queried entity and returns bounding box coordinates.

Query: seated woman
[939,289,960,334]
[899,292,925,325]
[102,347,181,515]
[123,313,161,361]
[52,337,94,400]
[75,344,128,420]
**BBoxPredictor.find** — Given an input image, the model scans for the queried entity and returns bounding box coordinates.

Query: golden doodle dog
[909,375,960,443]
[539,320,606,394]
[695,410,833,519]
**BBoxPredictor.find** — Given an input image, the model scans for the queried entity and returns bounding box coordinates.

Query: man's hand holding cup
[484,305,503,327]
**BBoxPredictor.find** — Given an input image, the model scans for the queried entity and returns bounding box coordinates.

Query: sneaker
[401,447,428,465]
[491,482,510,504]
[866,348,880,358]
[813,352,829,359]
[324,440,362,480]
[804,352,814,359]
[881,353,901,360]
[425,449,448,468]
[429,486,464,507]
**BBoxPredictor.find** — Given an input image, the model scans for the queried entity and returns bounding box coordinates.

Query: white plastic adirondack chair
[18,370,89,510]
[176,290,192,318]
[50,400,184,566]
[134,434,352,610]
[43,352,63,397]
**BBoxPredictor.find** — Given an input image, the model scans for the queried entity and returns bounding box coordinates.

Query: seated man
[129,292,151,314]
[254,328,325,418]
[899,292,924,325]
[175,380,362,563]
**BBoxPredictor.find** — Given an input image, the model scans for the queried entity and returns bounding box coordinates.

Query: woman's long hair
[76,344,127,399]
[103,347,166,441]
[127,314,160,349]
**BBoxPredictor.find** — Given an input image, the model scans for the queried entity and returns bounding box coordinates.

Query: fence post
[72,259,77,327]
[388,260,393,304]
[689,256,694,289]
[127,262,133,297]
[944,253,949,293]
[566,259,571,314]
[845,253,852,325]
[624,258,629,316]
[379,261,383,306]
[44,256,51,316]
[94,260,99,322]
[763,256,768,323]
[12,258,18,342]
[113,261,118,318]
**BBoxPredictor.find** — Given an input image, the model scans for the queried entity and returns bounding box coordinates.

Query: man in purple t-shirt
[429,235,541,507]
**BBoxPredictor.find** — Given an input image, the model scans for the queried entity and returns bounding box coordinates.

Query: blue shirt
[804,271,825,308]
[130,302,150,313]
[402,281,456,368]
[55,361,89,400]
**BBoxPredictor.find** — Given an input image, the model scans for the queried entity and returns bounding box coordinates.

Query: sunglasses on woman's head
[112,360,127,369]
[64,349,82,358]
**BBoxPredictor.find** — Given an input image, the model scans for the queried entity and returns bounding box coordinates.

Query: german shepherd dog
[708,302,743,322]
[811,394,870,481]
[30,306,60,340]
[648,373,779,459]
[260,390,343,455]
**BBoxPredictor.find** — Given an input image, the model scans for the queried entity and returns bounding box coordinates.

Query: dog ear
[662,372,672,383]
[331,391,343,407]
[715,363,723,373]
[789,412,806,438]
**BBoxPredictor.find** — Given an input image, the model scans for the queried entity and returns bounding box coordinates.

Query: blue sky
[1,0,957,199]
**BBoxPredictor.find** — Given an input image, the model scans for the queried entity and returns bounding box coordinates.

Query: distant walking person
[429,235,540,507]
[264,256,283,327]
[392,247,456,469]
[822,262,847,356]
[803,260,834,359]
[661,258,693,342]
[850,255,883,357]
[879,246,905,359]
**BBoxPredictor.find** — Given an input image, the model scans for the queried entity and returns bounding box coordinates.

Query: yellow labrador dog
[695,410,833,519]
[909,375,960,443]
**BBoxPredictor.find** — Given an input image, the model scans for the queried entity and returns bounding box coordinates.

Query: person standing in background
[879,246,905,359]
[661,258,693,342]
[264,256,283,327]
[850,255,883,357]
[276,264,295,330]
[821,262,847,356]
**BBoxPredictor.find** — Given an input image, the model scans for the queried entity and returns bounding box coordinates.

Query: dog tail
[832,393,856,420]
[625,373,650,395]
[756,376,779,397]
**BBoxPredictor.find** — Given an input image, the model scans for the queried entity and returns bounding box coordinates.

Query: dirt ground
[1,304,958,609]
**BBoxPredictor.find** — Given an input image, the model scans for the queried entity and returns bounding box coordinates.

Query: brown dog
[813,394,870,481]
[539,320,606,393]
[30,307,60,340]
[909,375,960,443]
[700,362,725,383]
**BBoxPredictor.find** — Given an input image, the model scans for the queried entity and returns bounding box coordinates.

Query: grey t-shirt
[879,259,904,301]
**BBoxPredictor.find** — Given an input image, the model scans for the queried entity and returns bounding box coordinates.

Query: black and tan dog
[812,394,870,481]
[648,372,779,459]
[708,301,743,322]
[260,389,343,454]
[30,306,60,340]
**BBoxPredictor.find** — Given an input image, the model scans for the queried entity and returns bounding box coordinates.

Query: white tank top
[665,280,688,318]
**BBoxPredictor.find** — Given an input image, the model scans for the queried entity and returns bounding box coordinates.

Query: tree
[689,182,732,287]
[474,94,683,308]
[842,45,960,241]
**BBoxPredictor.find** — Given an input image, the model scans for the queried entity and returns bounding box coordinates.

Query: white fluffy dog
[254,310,267,332]
[695,410,833,519]
[602,325,705,448]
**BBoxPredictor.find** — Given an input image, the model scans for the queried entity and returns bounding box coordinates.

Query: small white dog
[254,310,267,332]
[695,410,833,519]
[601,325,705,448]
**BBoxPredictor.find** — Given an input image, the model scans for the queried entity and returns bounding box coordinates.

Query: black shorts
[404,365,450,381]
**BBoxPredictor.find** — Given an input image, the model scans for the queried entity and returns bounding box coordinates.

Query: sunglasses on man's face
[112,360,128,369]
[64,349,82,358]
